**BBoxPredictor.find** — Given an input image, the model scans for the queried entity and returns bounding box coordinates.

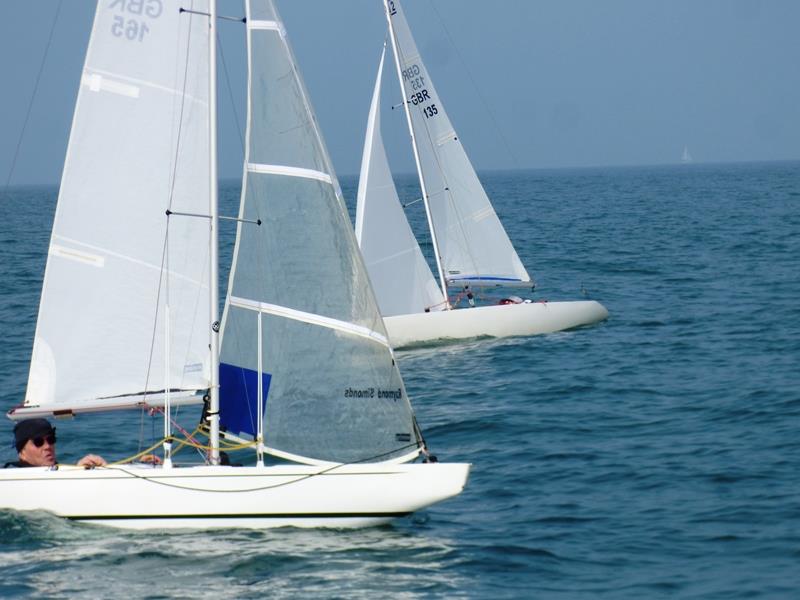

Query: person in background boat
[4,418,106,468]
[464,286,475,307]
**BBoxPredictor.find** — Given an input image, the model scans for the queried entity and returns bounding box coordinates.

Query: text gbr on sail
[109,0,163,18]
[402,64,438,118]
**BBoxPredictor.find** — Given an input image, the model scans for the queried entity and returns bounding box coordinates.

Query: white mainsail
[355,46,446,317]
[20,2,211,415]
[384,0,530,287]
[218,1,422,464]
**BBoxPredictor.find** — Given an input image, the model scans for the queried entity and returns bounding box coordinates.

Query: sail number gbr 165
[109,0,163,43]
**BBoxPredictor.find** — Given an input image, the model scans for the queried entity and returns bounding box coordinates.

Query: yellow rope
[194,426,258,450]
[170,426,203,456]
[105,429,257,465]
[108,438,166,466]
[55,423,258,468]
[175,438,257,452]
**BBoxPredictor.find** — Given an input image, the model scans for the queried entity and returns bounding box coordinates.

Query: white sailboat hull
[0,462,469,530]
[385,300,608,348]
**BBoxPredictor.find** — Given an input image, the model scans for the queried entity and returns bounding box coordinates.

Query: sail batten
[246,163,332,184]
[248,19,283,32]
[50,236,208,287]
[82,73,140,98]
[229,296,390,348]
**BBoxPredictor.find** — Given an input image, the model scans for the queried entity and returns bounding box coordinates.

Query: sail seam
[365,246,418,267]
[435,130,457,146]
[247,163,332,184]
[229,296,389,348]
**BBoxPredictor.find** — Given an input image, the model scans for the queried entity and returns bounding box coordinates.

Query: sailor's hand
[139,454,163,465]
[77,454,107,469]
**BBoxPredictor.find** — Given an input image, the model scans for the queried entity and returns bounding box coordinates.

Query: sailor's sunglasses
[32,434,57,447]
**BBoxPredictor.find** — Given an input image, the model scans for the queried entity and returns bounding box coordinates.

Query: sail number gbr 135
[403,63,438,119]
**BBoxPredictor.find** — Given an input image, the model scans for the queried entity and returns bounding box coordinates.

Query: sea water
[1,162,798,598]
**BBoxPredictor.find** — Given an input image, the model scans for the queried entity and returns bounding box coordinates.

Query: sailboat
[681,146,693,163]
[0,0,468,529]
[355,0,608,349]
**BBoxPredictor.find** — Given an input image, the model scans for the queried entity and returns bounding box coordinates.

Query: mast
[382,0,450,308]
[208,0,221,465]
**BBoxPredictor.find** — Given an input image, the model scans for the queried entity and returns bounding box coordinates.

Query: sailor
[465,285,475,307]
[4,418,106,468]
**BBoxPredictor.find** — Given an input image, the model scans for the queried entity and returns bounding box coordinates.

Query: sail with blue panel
[219,0,421,465]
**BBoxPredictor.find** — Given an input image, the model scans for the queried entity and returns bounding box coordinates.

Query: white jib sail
[386,0,531,287]
[355,46,446,317]
[218,0,421,465]
[22,2,211,414]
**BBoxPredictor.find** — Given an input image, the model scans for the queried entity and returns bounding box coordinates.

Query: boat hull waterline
[0,462,469,530]
[385,300,608,348]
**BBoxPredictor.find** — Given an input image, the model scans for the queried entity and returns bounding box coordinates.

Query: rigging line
[217,30,245,158]
[411,414,430,458]
[391,23,484,287]
[99,441,423,494]
[139,406,149,458]
[2,0,64,199]
[388,31,446,289]
[160,437,255,453]
[141,5,199,421]
[147,407,247,453]
[166,4,197,212]
[427,0,520,171]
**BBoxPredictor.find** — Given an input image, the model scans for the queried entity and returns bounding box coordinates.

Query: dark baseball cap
[13,418,55,452]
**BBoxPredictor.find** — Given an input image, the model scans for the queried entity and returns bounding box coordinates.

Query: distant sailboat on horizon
[681,146,693,163]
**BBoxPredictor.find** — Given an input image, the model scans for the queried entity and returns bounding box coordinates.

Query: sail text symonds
[344,387,403,400]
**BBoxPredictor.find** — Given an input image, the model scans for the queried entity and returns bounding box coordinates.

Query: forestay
[19,2,211,416]
[386,0,530,286]
[219,0,421,465]
[355,46,446,317]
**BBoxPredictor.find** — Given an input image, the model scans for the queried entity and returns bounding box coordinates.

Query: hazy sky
[1,0,798,186]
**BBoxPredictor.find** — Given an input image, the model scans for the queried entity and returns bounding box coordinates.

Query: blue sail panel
[219,362,272,438]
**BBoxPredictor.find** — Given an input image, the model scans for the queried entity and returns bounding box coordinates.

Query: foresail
[219,0,421,464]
[355,46,445,316]
[386,0,531,286]
[22,2,211,415]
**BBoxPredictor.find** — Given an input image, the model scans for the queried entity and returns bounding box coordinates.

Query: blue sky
[1,0,799,185]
